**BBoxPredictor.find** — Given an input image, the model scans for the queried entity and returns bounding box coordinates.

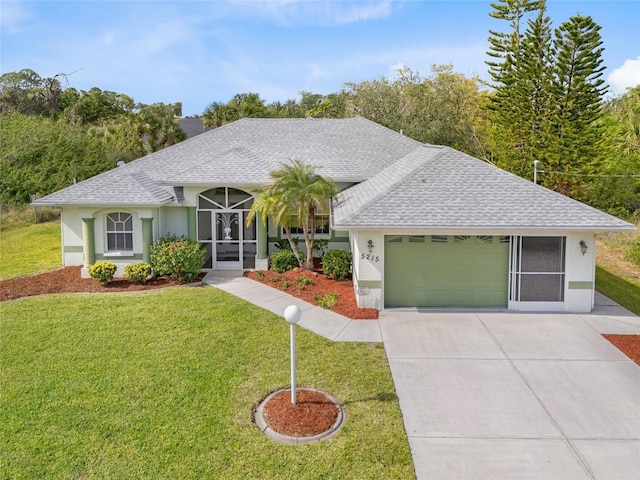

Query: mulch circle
[254,388,345,445]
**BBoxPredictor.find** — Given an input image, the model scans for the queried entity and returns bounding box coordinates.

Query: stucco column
[141,218,153,264]
[187,207,197,241]
[257,217,267,260]
[81,217,95,267]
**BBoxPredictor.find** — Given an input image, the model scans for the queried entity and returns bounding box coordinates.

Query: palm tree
[202,101,238,128]
[247,159,338,271]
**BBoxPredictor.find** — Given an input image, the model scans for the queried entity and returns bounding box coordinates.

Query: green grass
[0,218,62,280]
[596,265,640,316]
[1,288,414,479]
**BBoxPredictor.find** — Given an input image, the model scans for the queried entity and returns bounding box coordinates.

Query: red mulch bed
[603,334,640,366]
[262,389,339,437]
[0,265,379,320]
[0,266,204,302]
[244,267,378,319]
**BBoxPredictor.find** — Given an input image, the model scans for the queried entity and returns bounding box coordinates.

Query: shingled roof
[331,145,635,232]
[31,117,636,233]
[33,117,421,206]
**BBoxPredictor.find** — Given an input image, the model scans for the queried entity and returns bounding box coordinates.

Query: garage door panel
[385,235,509,308]
[424,291,451,307]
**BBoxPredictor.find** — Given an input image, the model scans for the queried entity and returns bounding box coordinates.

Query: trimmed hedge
[88,261,117,286]
[270,250,299,273]
[322,250,352,280]
[124,263,152,284]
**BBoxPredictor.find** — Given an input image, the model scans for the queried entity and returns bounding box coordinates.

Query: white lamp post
[284,305,302,404]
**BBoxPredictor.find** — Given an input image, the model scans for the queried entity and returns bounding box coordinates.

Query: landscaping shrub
[150,234,205,282]
[314,292,339,309]
[296,275,313,289]
[322,249,352,280]
[124,263,152,284]
[274,237,299,251]
[88,261,117,286]
[270,250,299,273]
[312,239,329,258]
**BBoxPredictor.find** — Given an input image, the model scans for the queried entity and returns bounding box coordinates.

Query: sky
[1,0,639,116]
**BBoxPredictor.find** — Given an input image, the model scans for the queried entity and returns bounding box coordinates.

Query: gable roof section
[33,168,174,206]
[33,117,422,206]
[332,146,635,232]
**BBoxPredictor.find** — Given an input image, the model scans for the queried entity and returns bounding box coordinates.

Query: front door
[197,187,256,270]
[214,211,241,269]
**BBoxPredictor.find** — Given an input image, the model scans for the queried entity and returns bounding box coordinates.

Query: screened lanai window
[514,236,566,302]
[106,212,133,252]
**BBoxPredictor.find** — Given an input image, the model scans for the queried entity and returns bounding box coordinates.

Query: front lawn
[0,219,61,280]
[0,288,414,479]
[596,265,640,316]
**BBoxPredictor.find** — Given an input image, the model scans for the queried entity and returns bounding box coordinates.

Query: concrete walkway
[204,270,382,342]
[205,272,640,479]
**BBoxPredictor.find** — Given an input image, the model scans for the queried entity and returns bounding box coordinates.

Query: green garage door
[385,235,510,308]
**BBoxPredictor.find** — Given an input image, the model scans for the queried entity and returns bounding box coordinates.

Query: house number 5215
[361,253,380,262]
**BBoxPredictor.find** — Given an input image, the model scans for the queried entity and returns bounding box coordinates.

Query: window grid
[106,213,133,252]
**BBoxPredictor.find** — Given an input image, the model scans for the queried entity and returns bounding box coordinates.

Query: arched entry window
[197,188,256,269]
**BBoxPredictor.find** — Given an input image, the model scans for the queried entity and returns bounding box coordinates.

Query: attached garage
[384,235,510,308]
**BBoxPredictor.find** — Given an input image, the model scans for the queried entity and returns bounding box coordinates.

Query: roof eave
[31,200,173,208]
[332,224,637,233]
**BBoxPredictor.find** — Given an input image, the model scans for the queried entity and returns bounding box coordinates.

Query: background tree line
[0,69,185,205]
[1,0,638,219]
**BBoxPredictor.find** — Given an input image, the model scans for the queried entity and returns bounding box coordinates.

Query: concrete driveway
[380,297,640,479]
[209,274,640,479]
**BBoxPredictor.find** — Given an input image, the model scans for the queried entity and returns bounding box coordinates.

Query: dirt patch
[603,334,640,366]
[0,266,204,302]
[244,268,378,319]
[597,238,640,282]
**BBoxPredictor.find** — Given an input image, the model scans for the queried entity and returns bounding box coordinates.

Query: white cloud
[308,63,330,81]
[330,0,395,25]
[0,2,31,34]
[608,56,640,94]
[229,0,398,27]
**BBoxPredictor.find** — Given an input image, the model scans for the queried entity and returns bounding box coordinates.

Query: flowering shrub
[150,234,205,282]
[88,261,117,286]
[124,263,152,284]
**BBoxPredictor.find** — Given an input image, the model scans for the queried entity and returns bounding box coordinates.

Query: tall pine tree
[487,1,551,177]
[547,14,608,196]
[486,1,608,198]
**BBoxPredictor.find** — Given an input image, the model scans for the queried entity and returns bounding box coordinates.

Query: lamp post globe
[284,305,301,325]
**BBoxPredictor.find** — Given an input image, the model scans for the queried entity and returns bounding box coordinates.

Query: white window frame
[282,203,331,239]
[105,212,134,255]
